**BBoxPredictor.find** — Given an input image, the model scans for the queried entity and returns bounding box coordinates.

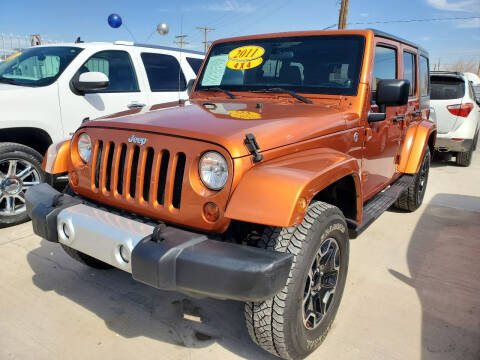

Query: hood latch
[244,133,263,163]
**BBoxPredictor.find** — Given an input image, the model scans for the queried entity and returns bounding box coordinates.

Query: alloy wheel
[0,159,40,217]
[302,237,341,330]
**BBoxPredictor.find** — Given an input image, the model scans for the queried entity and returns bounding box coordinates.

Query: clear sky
[0,0,479,65]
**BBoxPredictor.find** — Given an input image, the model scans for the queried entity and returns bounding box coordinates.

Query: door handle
[393,115,405,122]
[127,102,146,109]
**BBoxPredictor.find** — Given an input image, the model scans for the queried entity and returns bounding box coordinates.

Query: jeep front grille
[91,140,185,209]
[73,128,233,232]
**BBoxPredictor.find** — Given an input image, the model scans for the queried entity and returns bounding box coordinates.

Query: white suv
[0,41,204,225]
[429,71,480,166]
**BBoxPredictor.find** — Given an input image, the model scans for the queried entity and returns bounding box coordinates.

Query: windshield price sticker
[227,45,265,70]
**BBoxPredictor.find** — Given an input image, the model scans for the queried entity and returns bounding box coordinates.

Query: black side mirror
[369,79,410,123]
[187,79,195,97]
[376,79,410,109]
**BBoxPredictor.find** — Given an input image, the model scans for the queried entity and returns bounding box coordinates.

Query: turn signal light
[296,197,308,212]
[203,202,220,222]
[447,103,473,118]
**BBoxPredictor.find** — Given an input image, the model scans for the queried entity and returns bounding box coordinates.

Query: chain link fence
[0,34,63,60]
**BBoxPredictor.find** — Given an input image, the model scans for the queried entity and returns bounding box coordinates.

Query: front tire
[245,201,349,359]
[0,143,44,226]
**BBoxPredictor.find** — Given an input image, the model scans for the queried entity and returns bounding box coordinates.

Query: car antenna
[176,15,186,105]
[75,37,84,44]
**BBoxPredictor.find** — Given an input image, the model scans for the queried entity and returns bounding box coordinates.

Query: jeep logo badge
[128,135,147,145]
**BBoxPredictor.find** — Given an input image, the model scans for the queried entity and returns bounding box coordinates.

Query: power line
[325,15,480,29]
[186,0,280,45]
[226,0,291,38]
[353,15,480,25]
[196,26,215,53]
[174,34,189,49]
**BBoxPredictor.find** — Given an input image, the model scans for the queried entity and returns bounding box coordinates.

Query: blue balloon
[108,14,122,29]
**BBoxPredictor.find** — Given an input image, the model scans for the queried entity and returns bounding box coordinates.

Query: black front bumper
[25,184,293,302]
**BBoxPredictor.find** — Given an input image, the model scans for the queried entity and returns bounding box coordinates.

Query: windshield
[197,35,365,96]
[0,46,82,87]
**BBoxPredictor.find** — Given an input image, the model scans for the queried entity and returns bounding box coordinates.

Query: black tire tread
[245,201,339,359]
[456,150,472,167]
[395,146,430,212]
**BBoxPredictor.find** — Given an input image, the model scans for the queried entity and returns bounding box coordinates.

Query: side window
[186,57,203,75]
[141,53,186,92]
[419,55,430,97]
[403,51,416,96]
[79,50,139,92]
[372,45,397,93]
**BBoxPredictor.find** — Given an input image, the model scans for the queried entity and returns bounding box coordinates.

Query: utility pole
[174,35,189,49]
[338,0,350,29]
[197,26,215,53]
[437,58,441,71]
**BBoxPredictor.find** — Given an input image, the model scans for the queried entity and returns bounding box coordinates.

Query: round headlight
[199,151,228,190]
[77,133,92,163]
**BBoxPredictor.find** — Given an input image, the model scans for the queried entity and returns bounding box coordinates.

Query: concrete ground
[1,150,479,360]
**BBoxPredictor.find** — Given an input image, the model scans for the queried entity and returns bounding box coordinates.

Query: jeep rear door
[362,39,404,200]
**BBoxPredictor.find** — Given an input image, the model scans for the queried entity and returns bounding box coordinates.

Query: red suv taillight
[447,103,474,117]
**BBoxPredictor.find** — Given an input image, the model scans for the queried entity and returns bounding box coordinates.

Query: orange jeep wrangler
[26,29,435,359]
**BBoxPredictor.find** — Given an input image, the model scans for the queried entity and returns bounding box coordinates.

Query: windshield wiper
[203,87,237,99]
[252,87,312,104]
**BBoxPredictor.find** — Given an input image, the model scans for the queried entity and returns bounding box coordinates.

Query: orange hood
[84,99,349,158]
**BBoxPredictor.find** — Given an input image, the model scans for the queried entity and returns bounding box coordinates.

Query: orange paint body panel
[42,140,73,174]
[398,121,436,174]
[226,148,361,227]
